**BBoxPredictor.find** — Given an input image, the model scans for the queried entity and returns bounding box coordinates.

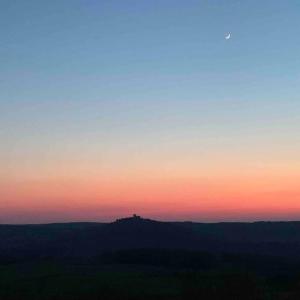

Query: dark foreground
[1,257,300,300]
[1,216,300,299]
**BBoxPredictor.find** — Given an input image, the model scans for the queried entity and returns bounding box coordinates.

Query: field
[1,259,300,300]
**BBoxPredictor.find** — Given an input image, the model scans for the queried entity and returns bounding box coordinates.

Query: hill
[1,216,300,263]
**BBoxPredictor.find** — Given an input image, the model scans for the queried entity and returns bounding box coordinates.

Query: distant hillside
[1,216,300,262]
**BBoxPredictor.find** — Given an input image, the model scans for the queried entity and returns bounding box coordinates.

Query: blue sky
[1,0,300,103]
[1,0,300,153]
[1,0,300,137]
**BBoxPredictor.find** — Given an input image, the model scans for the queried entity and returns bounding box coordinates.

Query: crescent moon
[225,33,231,40]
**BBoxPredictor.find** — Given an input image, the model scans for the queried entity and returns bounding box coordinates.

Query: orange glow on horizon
[1,167,300,223]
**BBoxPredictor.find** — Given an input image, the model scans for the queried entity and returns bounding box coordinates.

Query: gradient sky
[1,0,300,223]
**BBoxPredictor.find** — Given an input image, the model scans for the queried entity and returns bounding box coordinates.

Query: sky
[1,0,300,223]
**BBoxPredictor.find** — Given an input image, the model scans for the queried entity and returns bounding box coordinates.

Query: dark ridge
[1,216,300,262]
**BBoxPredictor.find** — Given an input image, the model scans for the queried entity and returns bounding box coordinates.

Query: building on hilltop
[133,214,141,219]
[115,214,142,222]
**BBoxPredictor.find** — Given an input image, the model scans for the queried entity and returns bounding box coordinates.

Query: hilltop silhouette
[2,216,300,299]
[1,215,300,262]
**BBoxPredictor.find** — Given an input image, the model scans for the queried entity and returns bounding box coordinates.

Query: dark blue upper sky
[1,0,299,104]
